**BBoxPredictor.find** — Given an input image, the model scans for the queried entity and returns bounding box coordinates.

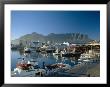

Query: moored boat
[80,53,96,59]
[24,47,31,53]
[46,63,71,70]
[11,59,46,77]
[61,52,81,58]
[46,49,55,53]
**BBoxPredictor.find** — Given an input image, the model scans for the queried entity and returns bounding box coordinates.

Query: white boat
[53,48,61,56]
[12,67,46,77]
[78,58,82,61]
[11,60,46,77]
[80,53,95,59]
[79,52,97,63]
[83,59,90,62]
[53,53,61,56]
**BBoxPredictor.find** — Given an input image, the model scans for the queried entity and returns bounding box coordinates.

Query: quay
[65,59,100,77]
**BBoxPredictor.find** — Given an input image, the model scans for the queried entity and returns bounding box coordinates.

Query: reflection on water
[11,50,79,71]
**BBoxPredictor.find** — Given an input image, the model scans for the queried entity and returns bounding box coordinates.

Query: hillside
[11,32,92,45]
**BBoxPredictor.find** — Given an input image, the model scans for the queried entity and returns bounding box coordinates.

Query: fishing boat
[61,51,81,58]
[36,47,41,52]
[57,63,71,70]
[46,63,71,70]
[45,48,55,53]
[11,59,46,77]
[24,47,31,53]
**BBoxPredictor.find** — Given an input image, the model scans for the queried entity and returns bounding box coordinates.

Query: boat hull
[62,53,81,57]
[24,50,31,53]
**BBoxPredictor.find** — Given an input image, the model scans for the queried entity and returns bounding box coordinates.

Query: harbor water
[11,50,79,71]
[11,50,100,77]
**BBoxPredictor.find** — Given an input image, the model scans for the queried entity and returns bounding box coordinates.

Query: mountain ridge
[11,32,93,45]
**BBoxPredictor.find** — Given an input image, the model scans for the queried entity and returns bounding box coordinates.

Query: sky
[11,11,100,40]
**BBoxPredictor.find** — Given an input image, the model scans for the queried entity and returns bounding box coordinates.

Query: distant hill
[11,32,92,45]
